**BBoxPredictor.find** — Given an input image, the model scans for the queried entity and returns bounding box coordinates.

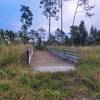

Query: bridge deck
[31,51,75,72]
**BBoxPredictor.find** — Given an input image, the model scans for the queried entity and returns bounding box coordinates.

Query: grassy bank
[0,44,32,65]
[0,45,100,100]
[74,46,100,99]
[0,44,33,99]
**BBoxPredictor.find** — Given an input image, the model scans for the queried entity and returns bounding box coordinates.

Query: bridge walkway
[31,51,75,72]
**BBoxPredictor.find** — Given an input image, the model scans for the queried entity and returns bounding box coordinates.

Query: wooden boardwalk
[31,51,75,72]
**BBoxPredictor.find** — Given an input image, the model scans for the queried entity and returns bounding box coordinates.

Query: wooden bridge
[27,47,80,72]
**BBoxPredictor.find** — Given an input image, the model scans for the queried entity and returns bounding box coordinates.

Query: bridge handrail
[56,49,79,57]
[48,47,80,64]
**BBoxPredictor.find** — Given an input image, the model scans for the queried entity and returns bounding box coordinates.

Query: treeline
[0,28,46,45]
[0,1,99,47]
[0,20,100,46]
[70,21,100,46]
[0,30,17,45]
[0,29,37,45]
[48,20,100,46]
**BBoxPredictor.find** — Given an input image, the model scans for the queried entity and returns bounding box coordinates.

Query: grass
[0,72,87,100]
[0,45,100,100]
[74,46,100,99]
[0,44,32,66]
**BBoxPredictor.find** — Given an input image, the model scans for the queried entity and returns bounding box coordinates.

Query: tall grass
[0,44,32,66]
[0,44,35,99]
[0,44,32,81]
[75,46,100,99]
[80,46,100,64]
[0,45,100,99]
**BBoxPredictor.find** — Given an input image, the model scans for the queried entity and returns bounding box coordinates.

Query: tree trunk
[49,13,51,39]
[71,0,79,46]
[61,0,63,31]
[60,0,63,45]
[72,0,79,26]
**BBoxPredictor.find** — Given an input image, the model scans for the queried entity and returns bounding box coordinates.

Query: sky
[0,0,99,34]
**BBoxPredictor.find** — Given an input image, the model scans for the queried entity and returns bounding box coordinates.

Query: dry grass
[0,44,32,65]
[74,46,100,99]
[0,45,100,100]
[0,44,35,99]
[80,46,100,64]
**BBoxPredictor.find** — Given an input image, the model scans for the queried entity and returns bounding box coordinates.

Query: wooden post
[26,48,33,64]
[27,49,29,64]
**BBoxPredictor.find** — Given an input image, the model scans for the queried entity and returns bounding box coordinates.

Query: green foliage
[0,29,17,44]
[0,68,16,80]
[20,5,33,31]
[20,5,33,43]
[19,72,73,99]
[70,21,88,46]
[0,84,10,93]
[70,26,81,45]
[40,0,59,37]
[79,21,88,45]
[20,73,33,87]
[89,26,100,44]
[55,28,66,44]
[40,0,59,19]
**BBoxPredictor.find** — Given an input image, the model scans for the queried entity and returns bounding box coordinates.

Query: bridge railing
[48,47,80,64]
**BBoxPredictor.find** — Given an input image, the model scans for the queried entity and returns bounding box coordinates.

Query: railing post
[26,48,33,64]
[27,49,29,64]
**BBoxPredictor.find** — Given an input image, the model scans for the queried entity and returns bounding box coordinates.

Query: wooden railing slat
[48,47,80,64]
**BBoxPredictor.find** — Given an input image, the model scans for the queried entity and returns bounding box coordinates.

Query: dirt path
[31,51,75,72]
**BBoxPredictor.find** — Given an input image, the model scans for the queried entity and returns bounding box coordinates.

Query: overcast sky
[0,0,99,34]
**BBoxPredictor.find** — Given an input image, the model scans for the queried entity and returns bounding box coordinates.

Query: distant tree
[61,31,66,44]
[0,29,17,44]
[18,31,29,43]
[70,21,88,46]
[0,29,5,44]
[58,0,68,32]
[55,28,62,42]
[90,26,97,43]
[6,30,16,43]
[20,5,33,43]
[18,31,23,41]
[47,34,56,45]
[57,0,70,45]
[29,30,38,41]
[95,30,100,44]
[64,35,69,46]
[89,26,100,45]
[70,26,81,46]
[38,28,46,41]
[79,21,88,45]
[37,37,43,50]
[40,0,59,38]
[72,0,95,26]
[55,28,65,45]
